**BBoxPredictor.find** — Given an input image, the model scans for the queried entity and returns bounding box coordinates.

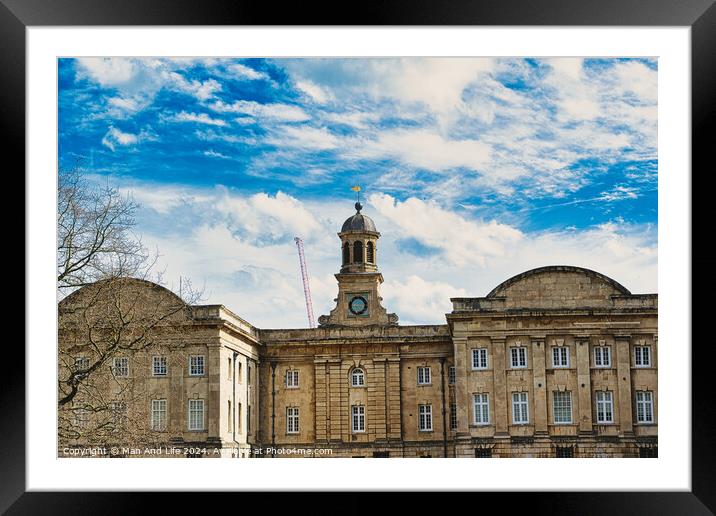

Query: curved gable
[487,266,631,309]
[59,277,190,323]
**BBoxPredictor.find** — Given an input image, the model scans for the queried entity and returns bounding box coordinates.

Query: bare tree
[57,166,150,292]
[57,166,202,449]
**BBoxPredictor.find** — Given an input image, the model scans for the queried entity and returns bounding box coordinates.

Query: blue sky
[58,57,657,327]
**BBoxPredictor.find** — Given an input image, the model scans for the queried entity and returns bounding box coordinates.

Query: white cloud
[76,58,138,87]
[101,126,156,151]
[546,58,601,121]
[215,190,323,241]
[204,150,231,159]
[283,57,494,118]
[358,129,492,172]
[383,276,467,325]
[323,110,379,129]
[612,61,657,103]
[107,96,141,112]
[121,183,214,215]
[295,80,332,103]
[369,193,522,267]
[166,72,221,101]
[268,125,341,150]
[228,63,269,81]
[210,100,310,122]
[168,111,227,126]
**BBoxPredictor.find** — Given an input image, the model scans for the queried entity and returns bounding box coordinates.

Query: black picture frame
[5,0,714,513]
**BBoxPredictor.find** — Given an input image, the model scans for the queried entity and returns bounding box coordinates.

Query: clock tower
[317,202,398,327]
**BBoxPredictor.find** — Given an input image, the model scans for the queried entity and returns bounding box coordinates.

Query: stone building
[58,202,657,458]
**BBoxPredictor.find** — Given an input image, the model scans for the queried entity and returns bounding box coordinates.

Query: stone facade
[58,205,657,458]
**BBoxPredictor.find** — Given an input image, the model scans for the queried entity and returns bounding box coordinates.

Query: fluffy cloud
[101,126,156,151]
[369,193,522,267]
[167,73,222,101]
[76,57,139,87]
[382,276,467,325]
[228,63,270,81]
[295,80,332,104]
[358,129,492,172]
[268,125,342,150]
[209,100,310,122]
[166,111,228,126]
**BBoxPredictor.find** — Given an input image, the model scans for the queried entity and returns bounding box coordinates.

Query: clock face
[348,295,368,315]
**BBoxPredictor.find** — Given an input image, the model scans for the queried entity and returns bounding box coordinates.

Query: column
[531,339,548,435]
[386,358,402,440]
[615,336,634,436]
[452,337,470,435]
[370,358,387,440]
[314,359,328,442]
[576,339,593,434]
[328,360,343,441]
[492,338,508,436]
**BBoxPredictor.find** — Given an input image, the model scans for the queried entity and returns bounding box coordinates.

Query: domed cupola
[338,202,380,274]
[341,202,378,233]
[318,201,398,327]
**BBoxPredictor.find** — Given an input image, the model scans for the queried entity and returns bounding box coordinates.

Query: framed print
[7,0,716,512]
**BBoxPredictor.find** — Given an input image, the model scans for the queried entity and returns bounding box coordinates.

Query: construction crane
[294,237,316,328]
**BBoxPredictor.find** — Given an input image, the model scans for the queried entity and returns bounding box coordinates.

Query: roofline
[58,276,187,308]
[486,265,632,298]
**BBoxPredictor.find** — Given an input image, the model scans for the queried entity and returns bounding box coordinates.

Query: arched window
[342,242,350,265]
[353,241,364,263]
[366,241,374,263]
[351,368,365,387]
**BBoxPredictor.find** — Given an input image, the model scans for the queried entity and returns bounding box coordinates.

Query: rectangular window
[552,346,569,368]
[352,405,366,433]
[475,448,492,458]
[247,405,251,433]
[286,369,299,388]
[634,346,652,367]
[113,357,129,377]
[237,362,242,383]
[189,355,205,376]
[228,357,232,380]
[110,401,127,429]
[594,346,612,367]
[74,407,89,429]
[553,391,573,424]
[188,399,204,431]
[511,392,529,424]
[595,391,614,423]
[556,446,575,458]
[635,391,654,423]
[152,356,167,376]
[473,393,490,425]
[448,366,456,385]
[417,366,431,385]
[237,402,242,431]
[286,407,300,434]
[418,404,433,431]
[510,347,527,368]
[74,356,89,372]
[450,403,458,430]
[472,348,488,370]
[227,400,232,432]
[639,447,658,458]
[151,399,167,431]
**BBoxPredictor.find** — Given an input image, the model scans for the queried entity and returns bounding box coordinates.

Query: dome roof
[341,202,377,233]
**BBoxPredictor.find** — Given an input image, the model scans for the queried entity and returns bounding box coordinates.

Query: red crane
[294,237,316,328]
